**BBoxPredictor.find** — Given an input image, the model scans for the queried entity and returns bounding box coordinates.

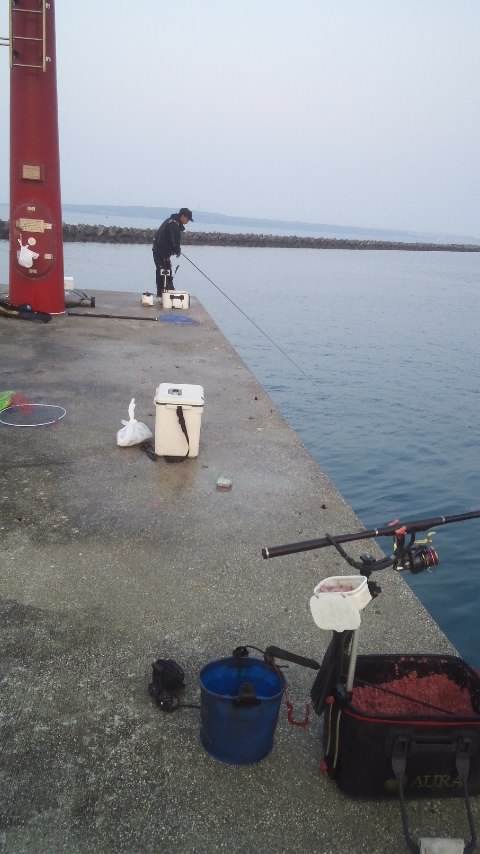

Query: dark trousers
[152,251,174,295]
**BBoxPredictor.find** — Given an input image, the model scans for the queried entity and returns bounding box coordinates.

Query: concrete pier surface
[0,290,477,853]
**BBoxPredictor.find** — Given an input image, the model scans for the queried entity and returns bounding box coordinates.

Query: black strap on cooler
[164,405,190,464]
[171,294,185,309]
[392,734,478,854]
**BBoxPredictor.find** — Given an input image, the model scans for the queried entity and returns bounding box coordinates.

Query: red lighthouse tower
[9,0,64,314]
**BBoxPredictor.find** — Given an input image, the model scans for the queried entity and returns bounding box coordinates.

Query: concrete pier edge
[0,289,477,854]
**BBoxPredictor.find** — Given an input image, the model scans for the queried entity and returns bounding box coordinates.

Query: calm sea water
[1,232,479,666]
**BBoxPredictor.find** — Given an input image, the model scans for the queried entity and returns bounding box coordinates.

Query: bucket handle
[392,734,477,854]
[232,682,261,707]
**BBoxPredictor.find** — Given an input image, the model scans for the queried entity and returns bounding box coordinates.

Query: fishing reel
[392,530,439,574]
[355,530,439,576]
[310,528,439,577]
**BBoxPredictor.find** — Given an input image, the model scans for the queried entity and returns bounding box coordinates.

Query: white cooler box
[162,290,190,310]
[154,383,204,458]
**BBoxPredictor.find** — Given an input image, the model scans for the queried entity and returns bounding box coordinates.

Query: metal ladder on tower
[10,0,47,71]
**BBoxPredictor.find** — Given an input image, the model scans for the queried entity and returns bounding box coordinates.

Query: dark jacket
[152,214,185,258]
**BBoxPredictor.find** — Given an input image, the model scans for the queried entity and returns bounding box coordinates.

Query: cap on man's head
[179,207,194,222]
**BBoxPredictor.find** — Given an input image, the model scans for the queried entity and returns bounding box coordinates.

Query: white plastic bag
[116,398,152,447]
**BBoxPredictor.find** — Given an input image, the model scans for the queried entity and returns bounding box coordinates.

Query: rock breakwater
[0,219,479,252]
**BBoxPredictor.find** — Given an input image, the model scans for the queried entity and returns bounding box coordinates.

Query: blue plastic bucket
[199,656,284,765]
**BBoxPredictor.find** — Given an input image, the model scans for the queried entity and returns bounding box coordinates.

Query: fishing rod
[181,252,309,377]
[67,311,159,322]
[262,509,480,560]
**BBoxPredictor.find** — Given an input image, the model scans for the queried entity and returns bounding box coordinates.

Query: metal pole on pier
[9,0,64,314]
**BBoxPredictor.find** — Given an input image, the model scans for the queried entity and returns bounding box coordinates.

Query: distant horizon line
[60,203,480,242]
[0,200,478,243]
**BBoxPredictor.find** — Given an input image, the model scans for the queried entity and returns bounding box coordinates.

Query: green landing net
[0,391,16,412]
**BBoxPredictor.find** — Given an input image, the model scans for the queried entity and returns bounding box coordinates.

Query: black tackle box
[322,654,480,799]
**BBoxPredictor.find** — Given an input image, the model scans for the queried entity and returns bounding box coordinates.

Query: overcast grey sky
[1,1,479,236]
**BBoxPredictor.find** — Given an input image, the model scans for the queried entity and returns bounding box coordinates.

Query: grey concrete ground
[0,290,478,853]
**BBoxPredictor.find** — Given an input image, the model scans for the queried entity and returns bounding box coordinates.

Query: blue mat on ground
[159,314,200,325]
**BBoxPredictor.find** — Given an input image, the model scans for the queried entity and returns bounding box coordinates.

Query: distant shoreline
[1,219,479,252]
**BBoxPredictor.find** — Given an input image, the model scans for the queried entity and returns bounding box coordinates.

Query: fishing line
[182,252,309,378]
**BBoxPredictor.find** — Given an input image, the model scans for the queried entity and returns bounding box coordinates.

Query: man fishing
[152,207,194,297]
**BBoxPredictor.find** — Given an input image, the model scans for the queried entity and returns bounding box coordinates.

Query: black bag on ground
[0,298,51,322]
